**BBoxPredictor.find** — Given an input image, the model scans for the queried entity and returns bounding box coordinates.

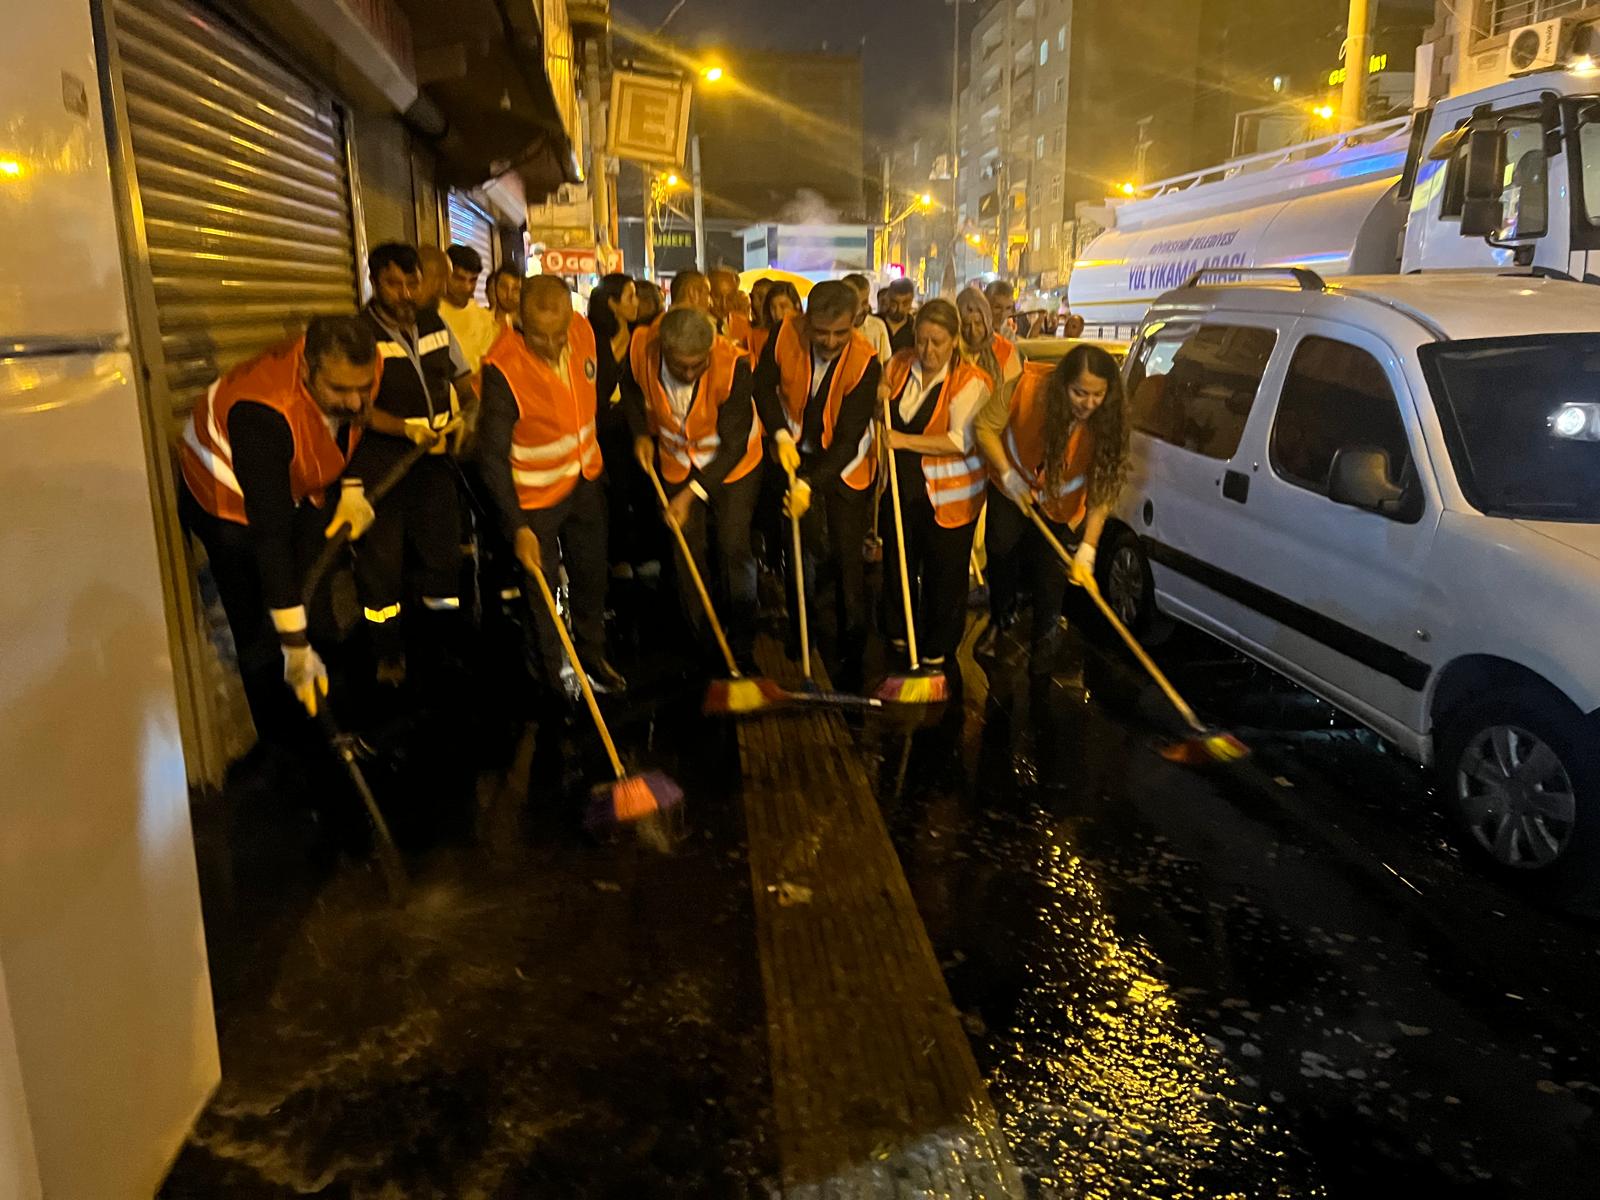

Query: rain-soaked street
[159,580,1600,1198]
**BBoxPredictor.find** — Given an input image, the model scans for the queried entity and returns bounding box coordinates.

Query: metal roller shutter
[112,0,359,421]
[447,191,498,304]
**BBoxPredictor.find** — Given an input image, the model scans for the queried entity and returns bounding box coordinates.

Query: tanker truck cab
[1099,270,1600,897]
[1070,67,1600,337]
[1404,73,1600,278]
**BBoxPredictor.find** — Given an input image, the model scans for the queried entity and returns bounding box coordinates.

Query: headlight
[1549,402,1600,440]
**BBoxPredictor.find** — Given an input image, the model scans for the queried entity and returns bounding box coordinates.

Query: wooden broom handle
[524,557,627,778]
[1023,503,1206,735]
[882,391,921,670]
[644,461,741,677]
[786,461,811,681]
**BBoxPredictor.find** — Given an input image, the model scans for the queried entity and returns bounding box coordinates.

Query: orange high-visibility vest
[722,311,752,349]
[631,327,762,485]
[179,335,364,525]
[747,325,771,370]
[1001,360,1097,526]
[482,318,603,511]
[994,333,1019,381]
[773,316,878,491]
[882,351,989,529]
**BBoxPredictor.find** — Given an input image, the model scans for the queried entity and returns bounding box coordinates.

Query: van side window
[1128,324,1277,460]
[1270,336,1413,503]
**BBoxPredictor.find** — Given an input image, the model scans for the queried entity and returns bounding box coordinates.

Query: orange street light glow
[701,66,725,83]
[0,160,21,178]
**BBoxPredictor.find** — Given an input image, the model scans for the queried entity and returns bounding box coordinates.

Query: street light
[701,65,725,83]
[1119,181,1136,197]
[1313,104,1336,122]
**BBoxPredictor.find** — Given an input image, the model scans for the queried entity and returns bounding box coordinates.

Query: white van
[1099,269,1600,892]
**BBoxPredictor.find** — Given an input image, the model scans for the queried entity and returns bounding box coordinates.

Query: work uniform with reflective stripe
[177,335,366,742]
[878,350,992,665]
[356,304,470,659]
[997,359,1096,527]
[477,318,612,687]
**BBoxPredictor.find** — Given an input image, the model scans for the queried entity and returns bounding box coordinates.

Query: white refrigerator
[0,1,220,1196]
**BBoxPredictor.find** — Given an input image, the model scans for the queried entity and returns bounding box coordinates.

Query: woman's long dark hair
[762,281,802,326]
[587,273,635,346]
[1044,343,1128,508]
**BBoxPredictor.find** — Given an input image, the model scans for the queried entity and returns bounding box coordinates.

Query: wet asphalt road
[161,566,1600,1198]
[874,603,1600,1198]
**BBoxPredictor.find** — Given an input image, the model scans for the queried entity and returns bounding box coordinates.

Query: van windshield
[1419,335,1600,521]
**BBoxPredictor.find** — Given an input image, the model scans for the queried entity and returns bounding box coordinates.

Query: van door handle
[1222,470,1250,504]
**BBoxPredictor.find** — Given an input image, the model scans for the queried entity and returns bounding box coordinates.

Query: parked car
[1099,269,1600,894]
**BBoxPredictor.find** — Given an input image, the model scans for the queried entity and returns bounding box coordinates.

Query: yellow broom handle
[786,461,811,681]
[1024,504,1206,735]
[644,461,741,677]
[525,557,627,778]
[883,392,921,670]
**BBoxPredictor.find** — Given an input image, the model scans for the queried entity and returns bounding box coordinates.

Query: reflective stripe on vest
[630,329,761,485]
[773,316,877,491]
[179,337,362,525]
[882,350,989,528]
[482,319,603,510]
[1001,360,1095,526]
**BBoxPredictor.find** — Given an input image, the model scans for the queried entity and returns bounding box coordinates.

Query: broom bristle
[874,672,949,705]
[1158,732,1249,764]
[587,770,684,828]
[703,677,789,715]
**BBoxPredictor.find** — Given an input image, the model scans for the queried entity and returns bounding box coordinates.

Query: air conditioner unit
[1505,18,1569,76]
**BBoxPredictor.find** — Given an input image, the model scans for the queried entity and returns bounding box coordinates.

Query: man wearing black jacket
[623,307,761,667]
[752,280,882,684]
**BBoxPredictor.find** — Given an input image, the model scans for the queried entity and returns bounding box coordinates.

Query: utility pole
[998,0,1011,275]
[691,132,706,271]
[949,0,964,290]
[1340,0,1372,131]
[879,152,892,269]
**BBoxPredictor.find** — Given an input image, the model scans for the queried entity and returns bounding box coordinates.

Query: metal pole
[1340,0,1372,131]
[950,0,962,280]
[692,131,706,272]
[880,151,891,269]
[998,0,1011,274]
[644,168,657,282]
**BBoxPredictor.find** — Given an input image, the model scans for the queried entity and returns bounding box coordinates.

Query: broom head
[1158,731,1250,765]
[586,769,684,831]
[874,671,949,705]
[703,676,790,716]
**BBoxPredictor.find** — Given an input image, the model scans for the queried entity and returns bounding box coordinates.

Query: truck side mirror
[1499,149,1548,240]
[1459,128,1507,237]
[1329,447,1405,515]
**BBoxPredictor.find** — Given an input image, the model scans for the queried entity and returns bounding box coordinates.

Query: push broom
[783,461,883,710]
[643,461,787,716]
[874,392,949,705]
[523,556,684,842]
[1024,504,1247,764]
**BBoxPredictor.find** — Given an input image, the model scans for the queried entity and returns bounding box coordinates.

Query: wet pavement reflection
[873,608,1600,1198]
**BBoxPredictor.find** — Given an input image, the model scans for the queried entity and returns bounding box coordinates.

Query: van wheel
[1438,687,1600,896]
[1098,529,1170,646]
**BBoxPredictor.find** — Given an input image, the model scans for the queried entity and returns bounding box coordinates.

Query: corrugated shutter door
[113,0,359,420]
[447,192,498,305]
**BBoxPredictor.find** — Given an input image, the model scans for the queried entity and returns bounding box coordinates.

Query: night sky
[611,0,957,143]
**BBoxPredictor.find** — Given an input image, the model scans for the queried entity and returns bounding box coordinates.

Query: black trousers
[598,403,659,569]
[880,487,978,666]
[523,476,610,686]
[984,483,1077,645]
[789,479,873,664]
[179,488,318,748]
[353,453,462,661]
[666,466,761,661]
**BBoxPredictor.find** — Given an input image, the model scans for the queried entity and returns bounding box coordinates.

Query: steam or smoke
[779,188,842,225]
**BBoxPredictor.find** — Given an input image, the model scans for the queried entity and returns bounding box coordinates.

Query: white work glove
[999,469,1033,509]
[325,481,375,542]
[1070,541,1097,590]
[774,430,802,476]
[283,642,329,716]
[783,476,812,520]
[402,415,447,454]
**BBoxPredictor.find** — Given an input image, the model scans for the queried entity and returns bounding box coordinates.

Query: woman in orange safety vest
[878,298,993,676]
[974,342,1130,671]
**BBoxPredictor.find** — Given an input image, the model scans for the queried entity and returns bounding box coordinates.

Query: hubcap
[1105,546,1145,628]
[1456,724,1577,869]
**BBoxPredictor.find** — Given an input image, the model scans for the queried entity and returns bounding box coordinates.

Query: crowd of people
[175,244,1129,772]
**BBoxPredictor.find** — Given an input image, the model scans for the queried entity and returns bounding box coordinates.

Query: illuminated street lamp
[701,65,725,84]
[1313,104,1336,122]
[1119,181,1137,197]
